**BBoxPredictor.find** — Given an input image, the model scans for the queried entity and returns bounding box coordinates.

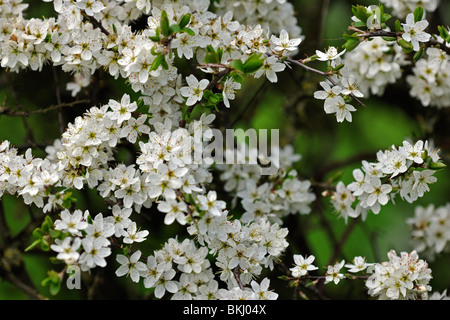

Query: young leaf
[25,239,42,252]
[242,53,264,74]
[169,23,181,34]
[413,46,424,62]
[150,54,163,71]
[149,27,161,42]
[342,33,360,52]
[413,7,424,23]
[352,5,370,26]
[160,10,170,36]
[438,26,450,43]
[178,13,191,29]
[397,39,414,53]
[181,27,195,36]
[429,161,447,170]
[230,59,244,72]
[395,19,403,32]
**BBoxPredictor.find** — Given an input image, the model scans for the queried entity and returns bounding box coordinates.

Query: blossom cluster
[366,250,432,300]
[330,140,443,221]
[214,0,303,41]
[0,0,302,113]
[343,37,409,97]
[217,145,316,224]
[51,207,149,272]
[0,0,449,301]
[407,47,450,108]
[380,0,439,19]
[312,47,364,123]
[407,203,450,261]
[290,252,450,300]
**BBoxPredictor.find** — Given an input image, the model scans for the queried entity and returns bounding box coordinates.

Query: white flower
[270,29,302,55]
[196,191,226,216]
[154,269,178,298]
[324,96,356,122]
[364,176,392,207]
[122,222,149,244]
[411,170,437,197]
[107,94,138,124]
[402,13,431,51]
[325,260,346,284]
[254,56,286,83]
[341,76,364,98]
[121,115,150,144]
[399,140,424,164]
[222,77,241,108]
[157,199,188,225]
[290,254,318,277]
[180,75,209,106]
[314,81,342,100]
[115,250,147,283]
[345,256,372,273]
[79,238,111,270]
[251,278,278,300]
[316,46,346,61]
[51,237,81,264]
[54,209,88,236]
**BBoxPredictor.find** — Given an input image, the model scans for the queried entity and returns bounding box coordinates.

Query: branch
[285,57,366,107]
[348,26,450,56]
[233,267,245,291]
[0,99,89,117]
[81,11,110,36]
[4,272,47,300]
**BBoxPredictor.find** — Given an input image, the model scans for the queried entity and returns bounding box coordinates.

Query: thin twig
[233,267,245,291]
[0,99,89,117]
[286,57,366,107]
[4,273,46,300]
[328,217,360,266]
[81,11,110,36]
[52,67,64,135]
[348,26,450,56]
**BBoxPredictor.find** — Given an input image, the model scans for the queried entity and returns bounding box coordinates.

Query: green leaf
[342,33,360,52]
[438,26,450,43]
[45,215,53,227]
[32,228,44,238]
[382,13,392,24]
[169,23,181,34]
[381,36,397,42]
[150,54,163,71]
[230,59,244,72]
[25,239,42,252]
[351,5,370,25]
[242,53,264,74]
[429,161,447,170]
[397,39,414,53]
[352,21,367,28]
[160,55,169,70]
[149,27,161,42]
[160,10,170,37]
[413,46,424,62]
[395,19,403,32]
[181,27,195,36]
[40,239,50,252]
[413,7,424,23]
[178,13,191,29]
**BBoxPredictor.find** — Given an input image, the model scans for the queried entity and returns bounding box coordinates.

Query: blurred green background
[1,0,450,299]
